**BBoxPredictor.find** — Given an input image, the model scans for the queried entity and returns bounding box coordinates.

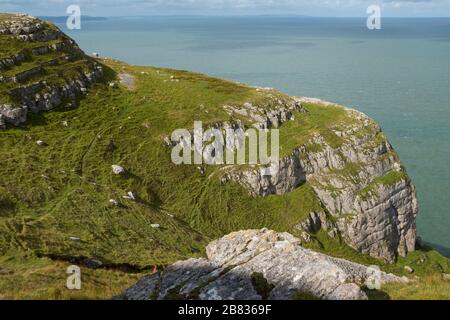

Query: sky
[1,0,450,17]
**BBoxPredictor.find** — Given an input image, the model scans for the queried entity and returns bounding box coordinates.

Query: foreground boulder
[115,229,405,300]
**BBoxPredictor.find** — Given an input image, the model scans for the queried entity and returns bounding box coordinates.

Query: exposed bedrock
[0,14,104,128]
[0,66,103,126]
[223,98,418,263]
[115,229,406,300]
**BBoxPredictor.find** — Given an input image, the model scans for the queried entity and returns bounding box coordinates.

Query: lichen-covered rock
[115,229,406,300]
[0,104,27,125]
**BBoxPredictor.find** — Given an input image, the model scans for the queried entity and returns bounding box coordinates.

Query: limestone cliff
[221,97,417,263]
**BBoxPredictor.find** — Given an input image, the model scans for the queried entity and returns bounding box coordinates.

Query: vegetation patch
[251,272,274,300]
[358,170,408,201]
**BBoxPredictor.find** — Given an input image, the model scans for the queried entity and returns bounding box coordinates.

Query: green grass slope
[0,58,324,265]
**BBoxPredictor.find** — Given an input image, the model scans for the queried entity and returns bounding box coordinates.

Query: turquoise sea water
[59,17,450,256]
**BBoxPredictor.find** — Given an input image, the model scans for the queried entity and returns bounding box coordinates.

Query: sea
[55,16,450,257]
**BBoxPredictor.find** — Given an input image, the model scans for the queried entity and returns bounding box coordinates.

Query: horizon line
[37,14,450,19]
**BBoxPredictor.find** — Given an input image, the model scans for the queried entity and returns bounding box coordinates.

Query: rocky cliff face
[116,229,406,300]
[0,13,103,127]
[221,97,417,263]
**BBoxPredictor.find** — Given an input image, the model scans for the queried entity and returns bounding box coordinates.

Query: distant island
[38,16,108,23]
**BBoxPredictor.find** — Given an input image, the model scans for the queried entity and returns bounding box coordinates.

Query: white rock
[301,231,311,242]
[111,165,125,175]
[163,137,172,146]
[36,140,46,146]
[404,266,414,273]
[197,166,205,175]
[123,191,136,201]
[151,224,160,228]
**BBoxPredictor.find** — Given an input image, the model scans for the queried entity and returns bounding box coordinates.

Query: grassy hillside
[1,15,449,299]
[0,58,324,265]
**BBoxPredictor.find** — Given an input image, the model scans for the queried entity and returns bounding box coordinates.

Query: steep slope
[0,14,449,299]
[0,14,209,267]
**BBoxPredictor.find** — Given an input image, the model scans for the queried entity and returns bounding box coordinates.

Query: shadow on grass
[362,287,391,300]
[423,241,450,259]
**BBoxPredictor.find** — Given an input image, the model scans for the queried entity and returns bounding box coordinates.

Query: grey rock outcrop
[0,52,27,71]
[0,65,103,126]
[116,229,406,300]
[222,97,418,263]
[0,14,62,42]
[0,104,27,126]
[223,97,305,129]
[0,14,104,127]
[295,211,339,240]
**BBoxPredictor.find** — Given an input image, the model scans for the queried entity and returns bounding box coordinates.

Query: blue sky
[1,0,450,17]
